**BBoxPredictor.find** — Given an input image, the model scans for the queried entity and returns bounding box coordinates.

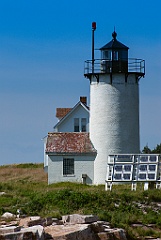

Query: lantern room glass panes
[120,50,128,60]
[113,51,118,60]
[102,50,111,60]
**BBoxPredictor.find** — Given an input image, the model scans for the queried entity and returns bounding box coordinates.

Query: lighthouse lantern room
[100,30,129,73]
[84,23,145,184]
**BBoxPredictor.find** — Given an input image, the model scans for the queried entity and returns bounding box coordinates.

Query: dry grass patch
[0,163,47,183]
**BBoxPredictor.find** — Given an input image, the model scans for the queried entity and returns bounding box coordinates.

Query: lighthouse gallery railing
[84,58,145,75]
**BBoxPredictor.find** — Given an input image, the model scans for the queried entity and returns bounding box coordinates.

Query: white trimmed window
[74,118,79,132]
[74,118,87,132]
[81,118,86,132]
[63,158,74,175]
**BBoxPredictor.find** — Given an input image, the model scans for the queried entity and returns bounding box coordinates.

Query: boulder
[0,225,44,240]
[97,228,127,240]
[27,216,43,227]
[44,222,127,240]
[0,214,127,240]
[0,231,35,240]
[0,226,21,234]
[90,221,111,233]
[62,214,99,224]
[0,221,19,227]
[21,225,44,240]
[0,192,6,196]
[44,223,96,240]
[1,212,16,219]
[19,216,54,227]
[112,228,127,240]
[19,217,31,227]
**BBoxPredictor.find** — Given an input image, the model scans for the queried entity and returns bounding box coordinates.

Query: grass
[1,163,161,239]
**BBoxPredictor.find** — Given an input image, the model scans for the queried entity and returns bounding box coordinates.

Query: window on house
[63,158,74,175]
[74,118,79,132]
[81,118,86,132]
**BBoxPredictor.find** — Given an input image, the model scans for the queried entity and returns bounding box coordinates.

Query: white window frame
[81,118,86,132]
[63,158,74,176]
[74,118,79,132]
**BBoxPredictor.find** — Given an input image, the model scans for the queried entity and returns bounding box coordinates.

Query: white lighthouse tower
[84,23,145,184]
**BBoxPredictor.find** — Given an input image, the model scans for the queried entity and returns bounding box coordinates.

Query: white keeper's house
[44,24,147,185]
[44,97,97,185]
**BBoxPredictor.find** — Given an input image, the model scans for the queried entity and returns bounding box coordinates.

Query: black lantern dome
[84,26,145,79]
[100,31,129,73]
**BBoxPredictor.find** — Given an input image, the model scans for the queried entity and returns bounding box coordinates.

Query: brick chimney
[80,96,87,105]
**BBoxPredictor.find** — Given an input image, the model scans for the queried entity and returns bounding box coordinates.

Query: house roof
[55,97,88,120]
[53,101,89,130]
[56,108,72,119]
[46,132,96,154]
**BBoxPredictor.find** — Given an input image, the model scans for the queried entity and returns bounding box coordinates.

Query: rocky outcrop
[0,213,127,240]
[62,214,99,224]
[45,223,96,240]
[0,224,44,240]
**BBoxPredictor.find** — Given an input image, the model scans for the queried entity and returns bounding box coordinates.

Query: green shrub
[143,210,158,224]
[135,227,158,238]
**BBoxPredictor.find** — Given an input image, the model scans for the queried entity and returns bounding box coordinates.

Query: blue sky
[0,0,161,165]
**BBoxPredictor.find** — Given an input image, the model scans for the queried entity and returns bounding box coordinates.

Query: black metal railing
[84,58,145,75]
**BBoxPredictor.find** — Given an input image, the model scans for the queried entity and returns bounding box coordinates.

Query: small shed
[46,132,97,184]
